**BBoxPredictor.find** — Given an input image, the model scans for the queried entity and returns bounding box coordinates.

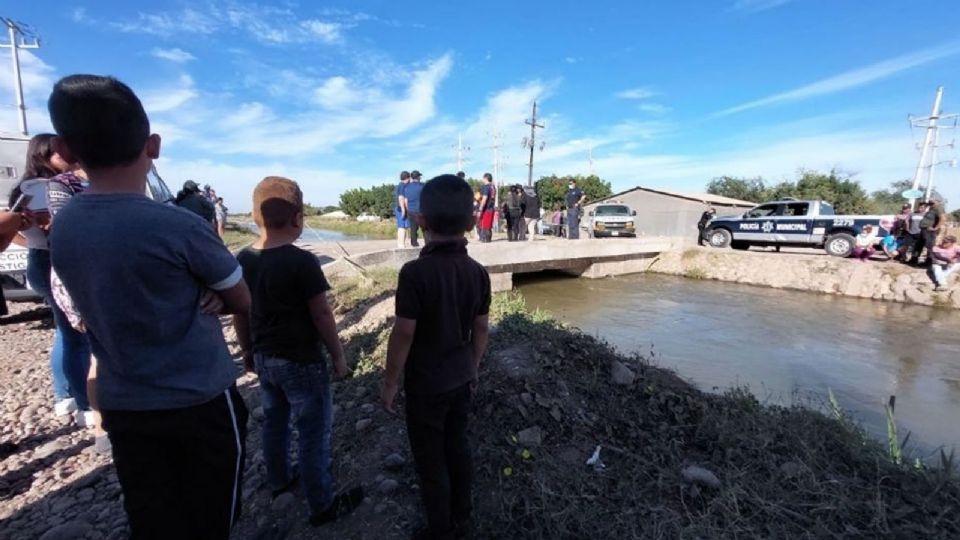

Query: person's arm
[0,211,30,252]
[472,314,489,370]
[308,293,349,378]
[382,317,416,413]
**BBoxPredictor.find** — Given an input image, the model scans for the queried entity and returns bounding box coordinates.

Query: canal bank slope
[649,247,960,309]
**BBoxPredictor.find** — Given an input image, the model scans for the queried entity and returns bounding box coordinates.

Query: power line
[0,17,41,136]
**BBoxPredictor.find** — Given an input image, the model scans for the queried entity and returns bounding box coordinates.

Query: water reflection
[517,272,960,455]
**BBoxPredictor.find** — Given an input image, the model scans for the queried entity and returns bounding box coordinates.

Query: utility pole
[522,100,545,187]
[0,17,40,136]
[587,146,594,176]
[908,86,958,205]
[453,133,470,172]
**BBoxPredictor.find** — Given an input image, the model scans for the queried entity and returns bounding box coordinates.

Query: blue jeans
[254,354,333,514]
[26,248,91,409]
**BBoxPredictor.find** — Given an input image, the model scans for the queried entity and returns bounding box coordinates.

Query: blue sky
[3,0,960,211]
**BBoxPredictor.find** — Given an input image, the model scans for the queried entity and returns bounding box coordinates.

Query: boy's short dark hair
[48,74,150,170]
[400,171,411,181]
[482,172,492,182]
[253,176,303,229]
[421,175,474,235]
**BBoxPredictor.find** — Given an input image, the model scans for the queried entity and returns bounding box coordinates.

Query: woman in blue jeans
[15,134,92,422]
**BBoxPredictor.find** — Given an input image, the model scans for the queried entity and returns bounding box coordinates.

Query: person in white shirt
[852,224,877,262]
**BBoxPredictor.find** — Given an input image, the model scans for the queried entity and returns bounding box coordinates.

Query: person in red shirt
[931,235,960,290]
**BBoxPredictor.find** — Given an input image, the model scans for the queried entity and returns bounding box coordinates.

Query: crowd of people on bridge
[0,74,493,540]
[395,172,587,246]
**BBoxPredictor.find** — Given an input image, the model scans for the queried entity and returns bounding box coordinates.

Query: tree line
[336,174,614,217]
[706,169,954,216]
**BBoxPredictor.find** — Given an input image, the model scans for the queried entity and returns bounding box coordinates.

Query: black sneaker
[309,486,364,527]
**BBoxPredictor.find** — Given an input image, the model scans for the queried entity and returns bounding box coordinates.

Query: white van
[0,133,174,305]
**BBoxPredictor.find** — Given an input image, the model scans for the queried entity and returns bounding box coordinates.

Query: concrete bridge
[308,238,676,291]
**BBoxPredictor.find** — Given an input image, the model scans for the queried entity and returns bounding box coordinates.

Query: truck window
[819,203,835,216]
[746,204,778,218]
[781,202,809,216]
[595,205,630,216]
[146,167,174,203]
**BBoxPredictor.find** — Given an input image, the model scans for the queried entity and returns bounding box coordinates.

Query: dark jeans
[478,228,492,243]
[410,212,427,246]
[697,226,706,246]
[922,229,939,263]
[406,383,473,540]
[567,208,580,239]
[26,248,91,408]
[254,354,333,515]
[505,211,523,241]
[102,386,248,540]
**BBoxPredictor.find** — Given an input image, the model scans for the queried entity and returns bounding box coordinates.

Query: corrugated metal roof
[598,186,756,207]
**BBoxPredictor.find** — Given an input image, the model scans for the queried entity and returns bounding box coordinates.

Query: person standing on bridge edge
[396,171,411,248]
[522,185,541,241]
[503,185,524,241]
[477,172,496,242]
[565,180,585,239]
[403,170,426,247]
[697,207,716,246]
[382,174,491,540]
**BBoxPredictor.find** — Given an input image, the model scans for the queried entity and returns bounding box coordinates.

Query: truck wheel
[707,228,732,248]
[731,241,750,251]
[825,233,855,257]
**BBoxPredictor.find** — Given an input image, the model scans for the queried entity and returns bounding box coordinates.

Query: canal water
[517,273,960,455]
[241,222,363,242]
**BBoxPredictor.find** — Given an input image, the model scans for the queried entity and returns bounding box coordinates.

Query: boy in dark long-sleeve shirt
[382,175,491,540]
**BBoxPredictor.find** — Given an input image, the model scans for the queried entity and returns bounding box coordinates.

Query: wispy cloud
[714,41,960,117]
[151,47,196,63]
[301,20,343,44]
[71,7,89,23]
[564,57,578,64]
[141,75,198,114]
[615,87,657,100]
[730,0,795,13]
[638,103,672,115]
[113,5,347,45]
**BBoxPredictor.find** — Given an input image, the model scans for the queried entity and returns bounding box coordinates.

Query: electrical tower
[1,17,40,136]
[452,133,471,172]
[908,86,958,206]
[522,100,545,187]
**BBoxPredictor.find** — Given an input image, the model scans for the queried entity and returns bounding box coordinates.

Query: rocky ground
[0,283,425,540]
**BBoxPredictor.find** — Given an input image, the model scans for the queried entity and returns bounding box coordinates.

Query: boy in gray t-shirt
[48,74,252,540]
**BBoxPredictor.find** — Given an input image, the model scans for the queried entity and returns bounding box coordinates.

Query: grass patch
[222,223,256,251]
[330,267,399,315]
[304,217,396,239]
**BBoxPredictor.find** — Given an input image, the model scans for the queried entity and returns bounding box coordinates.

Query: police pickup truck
[587,201,637,238]
[704,199,892,257]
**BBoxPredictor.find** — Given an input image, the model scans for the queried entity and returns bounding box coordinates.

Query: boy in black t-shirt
[234,176,362,527]
[382,175,492,540]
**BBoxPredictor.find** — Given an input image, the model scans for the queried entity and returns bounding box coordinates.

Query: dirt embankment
[3,272,959,539]
[651,247,960,309]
